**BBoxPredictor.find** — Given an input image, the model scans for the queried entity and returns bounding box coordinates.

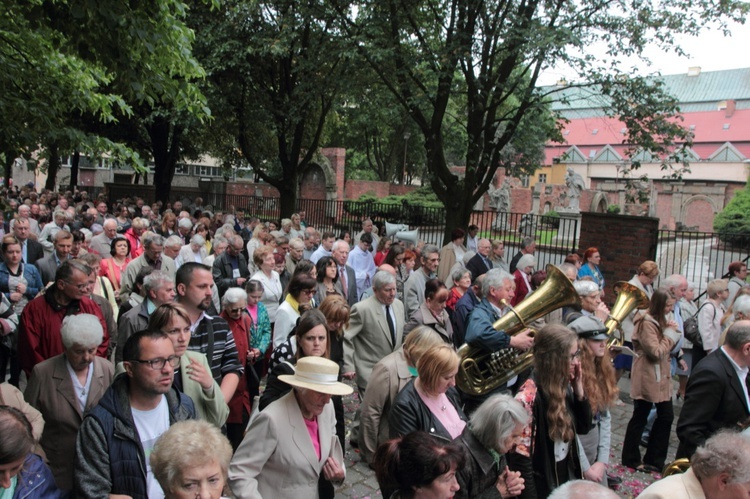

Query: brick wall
[579,212,659,307]
[344,180,418,199]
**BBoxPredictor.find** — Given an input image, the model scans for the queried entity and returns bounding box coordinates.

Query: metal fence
[654,229,750,297]
[201,193,580,270]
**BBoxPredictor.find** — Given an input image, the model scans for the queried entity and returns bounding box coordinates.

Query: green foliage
[331,0,748,243]
[541,210,561,229]
[607,204,622,214]
[714,187,750,247]
[344,190,444,225]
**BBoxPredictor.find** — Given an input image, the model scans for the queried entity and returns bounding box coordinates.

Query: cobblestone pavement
[335,375,683,499]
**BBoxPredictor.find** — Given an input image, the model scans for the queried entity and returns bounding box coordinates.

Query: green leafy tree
[1,0,208,197]
[192,0,348,216]
[332,0,747,243]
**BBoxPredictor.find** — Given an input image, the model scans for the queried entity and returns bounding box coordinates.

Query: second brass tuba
[604,281,650,348]
[456,264,581,396]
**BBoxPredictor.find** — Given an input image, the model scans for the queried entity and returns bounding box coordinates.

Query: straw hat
[278,357,354,396]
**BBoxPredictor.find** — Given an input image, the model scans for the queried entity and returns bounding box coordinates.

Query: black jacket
[455,427,504,499]
[676,348,750,459]
[389,379,466,440]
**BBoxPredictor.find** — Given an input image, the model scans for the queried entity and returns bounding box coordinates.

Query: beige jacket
[229,390,344,498]
[631,314,679,403]
[359,349,413,463]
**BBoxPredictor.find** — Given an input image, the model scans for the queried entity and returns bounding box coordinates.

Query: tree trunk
[442,191,473,246]
[70,150,80,189]
[45,144,60,191]
[2,153,12,189]
[148,117,182,205]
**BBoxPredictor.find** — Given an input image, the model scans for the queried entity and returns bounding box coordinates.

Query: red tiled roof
[552,109,750,159]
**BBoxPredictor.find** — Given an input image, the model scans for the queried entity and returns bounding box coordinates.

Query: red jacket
[511,269,531,307]
[124,228,144,259]
[18,293,109,375]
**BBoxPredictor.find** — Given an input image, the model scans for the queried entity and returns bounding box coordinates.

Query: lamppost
[402,132,410,184]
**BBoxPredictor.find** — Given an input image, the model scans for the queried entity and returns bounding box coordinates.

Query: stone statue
[490,178,511,213]
[490,178,511,230]
[565,168,585,212]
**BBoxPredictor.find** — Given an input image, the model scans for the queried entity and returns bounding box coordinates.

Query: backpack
[683,302,716,347]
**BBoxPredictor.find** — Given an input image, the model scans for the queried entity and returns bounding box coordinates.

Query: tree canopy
[330,0,747,242]
[1,0,208,192]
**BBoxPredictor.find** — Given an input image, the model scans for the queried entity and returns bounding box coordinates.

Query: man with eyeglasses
[176,262,243,404]
[75,329,195,499]
[9,217,44,265]
[18,260,109,377]
[212,235,250,298]
[403,244,441,321]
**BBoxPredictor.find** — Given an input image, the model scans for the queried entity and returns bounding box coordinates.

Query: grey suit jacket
[89,233,114,258]
[36,254,63,286]
[25,354,114,491]
[334,264,358,306]
[343,295,405,389]
[229,390,344,499]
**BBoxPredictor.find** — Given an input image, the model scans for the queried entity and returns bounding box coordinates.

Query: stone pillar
[553,211,582,248]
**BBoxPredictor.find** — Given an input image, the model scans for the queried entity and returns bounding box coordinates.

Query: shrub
[541,210,560,229]
[607,204,621,214]
[714,187,750,247]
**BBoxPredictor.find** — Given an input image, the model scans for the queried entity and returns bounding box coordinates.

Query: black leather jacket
[388,379,466,440]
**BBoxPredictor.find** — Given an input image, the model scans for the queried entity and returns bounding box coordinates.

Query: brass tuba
[456,265,581,396]
[662,458,690,477]
[604,281,650,349]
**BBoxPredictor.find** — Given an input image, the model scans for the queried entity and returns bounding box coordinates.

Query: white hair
[61,314,103,349]
[222,287,248,307]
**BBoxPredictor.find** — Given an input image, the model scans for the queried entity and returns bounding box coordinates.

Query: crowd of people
[0,186,748,498]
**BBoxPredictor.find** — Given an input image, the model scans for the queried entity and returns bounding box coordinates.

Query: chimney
[725,99,736,118]
[687,66,701,76]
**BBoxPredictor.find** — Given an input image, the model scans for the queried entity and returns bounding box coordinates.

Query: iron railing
[202,194,580,269]
[654,229,750,297]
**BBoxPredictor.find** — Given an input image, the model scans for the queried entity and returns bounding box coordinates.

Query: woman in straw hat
[229,355,353,499]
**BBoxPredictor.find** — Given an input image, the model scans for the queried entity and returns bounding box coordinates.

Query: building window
[521,175,529,188]
[538,173,547,183]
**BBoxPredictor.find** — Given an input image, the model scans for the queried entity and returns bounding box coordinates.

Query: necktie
[339,267,347,298]
[385,304,396,346]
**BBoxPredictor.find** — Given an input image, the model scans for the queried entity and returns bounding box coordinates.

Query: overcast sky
[538,20,750,85]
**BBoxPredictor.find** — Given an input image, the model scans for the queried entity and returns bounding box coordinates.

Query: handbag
[683,302,716,347]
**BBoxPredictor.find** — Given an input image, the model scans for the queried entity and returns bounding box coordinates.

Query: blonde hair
[416,344,459,396]
[403,326,443,368]
[150,420,232,495]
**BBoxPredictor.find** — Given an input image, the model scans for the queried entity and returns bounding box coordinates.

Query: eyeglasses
[64,280,89,291]
[302,289,317,295]
[131,355,180,370]
[569,349,582,362]
[227,306,245,314]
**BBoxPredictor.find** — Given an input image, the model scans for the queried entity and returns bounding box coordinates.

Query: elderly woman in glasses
[403,278,454,345]
[219,287,265,450]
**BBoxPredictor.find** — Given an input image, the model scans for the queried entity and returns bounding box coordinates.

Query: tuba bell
[604,281,650,349]
[662,458,690,477]
[456,264,581,396]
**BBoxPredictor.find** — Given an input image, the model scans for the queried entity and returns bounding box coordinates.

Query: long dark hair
[648,289,671,329]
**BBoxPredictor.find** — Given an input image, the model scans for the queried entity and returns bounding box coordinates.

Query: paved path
[335,374,683,498]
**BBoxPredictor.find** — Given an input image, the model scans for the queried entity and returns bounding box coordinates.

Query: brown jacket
[25,354,114,491]
[631,313,677,403]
